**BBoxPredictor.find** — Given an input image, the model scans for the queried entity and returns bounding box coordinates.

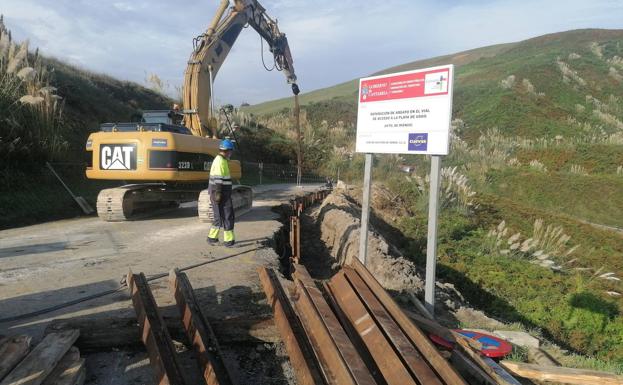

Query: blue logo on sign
[408,133,428,151]
[152,138,168,147]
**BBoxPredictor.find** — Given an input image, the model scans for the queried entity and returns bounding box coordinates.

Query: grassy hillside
[243,29,623,364]
[0,18,171,227]
[244,30,623,139]
[47,56,171,156]
[0,18,171,170]
[486,169,623,227]
[244,42,515,116]
[246,29,623,140]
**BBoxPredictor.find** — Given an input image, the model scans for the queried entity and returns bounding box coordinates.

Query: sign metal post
[358,153,373,265]
[425,155,442,314]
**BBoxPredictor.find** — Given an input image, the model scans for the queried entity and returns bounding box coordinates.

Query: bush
[0,19,67,170]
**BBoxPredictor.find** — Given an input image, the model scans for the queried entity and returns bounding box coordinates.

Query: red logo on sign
[360,69,449,103]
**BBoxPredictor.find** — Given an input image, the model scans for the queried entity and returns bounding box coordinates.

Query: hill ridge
[244,28,623,117]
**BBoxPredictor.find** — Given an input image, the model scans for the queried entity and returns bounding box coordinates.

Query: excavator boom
[183,0,299,138]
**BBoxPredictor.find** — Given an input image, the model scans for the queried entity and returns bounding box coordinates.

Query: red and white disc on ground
[429,329,514,358]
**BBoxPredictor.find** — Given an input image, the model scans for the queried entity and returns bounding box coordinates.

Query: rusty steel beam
[294,216,301,262]
[169,270,233,385]
[320,281,383,384]
[349,260,468,385]
[292,265,376,385]
[289,216,301,264]
[342,268,444,385]
[289,217,295,261]
[328,271,418,385]
[289,216,301,263]
[127,272,186,385]
[257,267,325,385]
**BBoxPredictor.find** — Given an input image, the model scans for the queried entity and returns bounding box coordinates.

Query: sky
[2,0,622,105]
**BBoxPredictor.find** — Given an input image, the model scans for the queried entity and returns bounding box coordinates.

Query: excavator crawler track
[97,186,138,221]
[96,185,183,222]
[198,186,253,222]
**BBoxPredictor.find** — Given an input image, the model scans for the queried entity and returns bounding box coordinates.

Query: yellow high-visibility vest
[209,155,232,186]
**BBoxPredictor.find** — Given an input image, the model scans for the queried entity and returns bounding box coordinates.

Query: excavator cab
[142,110,185,126]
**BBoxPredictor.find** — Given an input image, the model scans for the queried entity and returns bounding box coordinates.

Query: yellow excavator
[86,0,299,221]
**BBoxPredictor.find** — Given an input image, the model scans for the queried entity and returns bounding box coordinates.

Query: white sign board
[356,65,454,155]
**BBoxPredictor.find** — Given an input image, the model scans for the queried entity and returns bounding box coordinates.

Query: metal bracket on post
[259,162,263,185]
[358,153,373,266]
[425,155,442,316]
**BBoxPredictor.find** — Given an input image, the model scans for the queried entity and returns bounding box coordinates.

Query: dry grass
[610,67,623,82]
[500,74,516,89]
[556,57,587,87]
[0,18,66,167]
[590,42,604,59]
[593,109,623,130]
[440,166,477,209]
[568,52,582,60]
[529,159,547,172]
[486,219,579,270]
[569,164,588,175]
[608,55,623,69]
[521,78,545,97]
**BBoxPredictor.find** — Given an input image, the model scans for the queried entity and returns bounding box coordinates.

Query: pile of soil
[306,188,505,329]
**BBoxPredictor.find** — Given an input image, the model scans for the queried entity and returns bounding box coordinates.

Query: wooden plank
[328,271,418,385]
[45,315,278,351]
[500,361,623,385]
[210,317,278,344]
[169,269,233,385]
[406,291,484,351]
[452,335,520,385]
[0,329,79,385]
[292,265,376,385]
[350,259,468,385]
[127,271,186,385]
[527,348,561,367]
[450,351,497,385]
[407,290,435,320]
[41,346,85,385]
[45,318,146,351]
[400,310,485,353]
[0,336,31,381]
[403,309,455,342]
[483,357,522,385]
[258,267,324,385]
[342,269,444,385]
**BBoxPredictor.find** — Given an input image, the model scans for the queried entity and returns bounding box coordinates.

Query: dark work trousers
[210,188,234,231]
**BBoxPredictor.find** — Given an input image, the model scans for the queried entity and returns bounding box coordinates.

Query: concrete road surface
[0,183,320,385]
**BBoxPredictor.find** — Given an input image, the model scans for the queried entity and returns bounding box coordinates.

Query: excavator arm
[183,0,299,138]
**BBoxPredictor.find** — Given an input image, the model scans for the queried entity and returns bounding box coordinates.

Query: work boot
[207,237,219,245]
[223,240,235,248]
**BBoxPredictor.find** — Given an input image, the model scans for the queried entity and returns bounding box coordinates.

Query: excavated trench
[271,187,508,331]
[261,188,561,385]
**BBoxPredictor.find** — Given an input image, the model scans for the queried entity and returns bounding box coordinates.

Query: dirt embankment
[315,192,423,292]
[308,188,505,329]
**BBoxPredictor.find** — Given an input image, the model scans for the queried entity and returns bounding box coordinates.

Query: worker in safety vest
[207,139,236,247]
